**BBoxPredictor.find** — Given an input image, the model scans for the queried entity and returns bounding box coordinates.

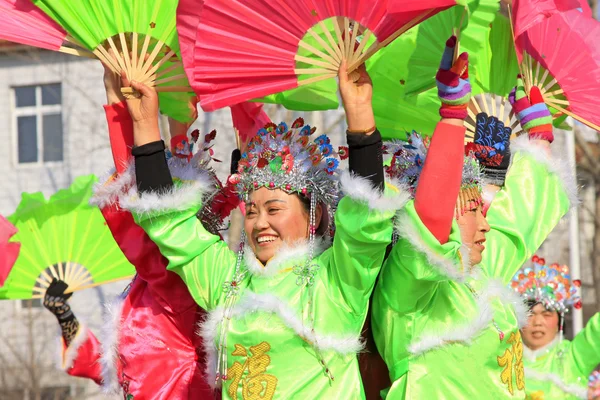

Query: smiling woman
[104,59,409,399]
[245,192,320,263]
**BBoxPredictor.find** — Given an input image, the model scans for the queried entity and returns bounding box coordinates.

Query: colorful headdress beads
[231,118,340,206]
[382,131,484,215]
[511,255,582,315]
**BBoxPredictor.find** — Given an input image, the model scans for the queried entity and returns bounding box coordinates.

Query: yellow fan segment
[77,32,190,97]
[294,13,433,88]
[31,261,132,299]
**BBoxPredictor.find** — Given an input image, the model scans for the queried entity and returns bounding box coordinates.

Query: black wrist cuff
[131,140,165,157]
[347,129,385,191]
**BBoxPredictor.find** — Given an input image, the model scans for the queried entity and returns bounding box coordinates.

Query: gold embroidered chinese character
[227,342,277,400]
[511,332,525,391]
[497,331,525,395]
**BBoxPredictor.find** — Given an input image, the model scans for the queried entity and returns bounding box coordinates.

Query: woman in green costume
[104,62,407,399]
[512,257,600,400]
[371,38,574,399]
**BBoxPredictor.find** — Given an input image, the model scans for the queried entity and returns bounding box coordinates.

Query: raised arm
[115,79,237,311]
[325,61,409,314]
[570,313,600,376]
[414,36,469,244]
[95,68,197,313]
[480,78,573,283]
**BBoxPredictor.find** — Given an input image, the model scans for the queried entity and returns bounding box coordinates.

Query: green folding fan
[33,0,196,122]
[403,0,500,96]
[368,0,517,140]
[367,30,440,139]
[0,175,135,300]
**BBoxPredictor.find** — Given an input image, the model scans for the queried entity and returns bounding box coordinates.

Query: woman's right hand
[436,36,471,122]
[121,74,161,146]
[43,278,73,320]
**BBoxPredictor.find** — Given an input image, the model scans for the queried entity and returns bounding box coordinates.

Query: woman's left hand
[338,60,376,134]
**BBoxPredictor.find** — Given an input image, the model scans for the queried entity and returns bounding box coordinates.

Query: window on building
[20,298,43,309]
[13,84,63,164]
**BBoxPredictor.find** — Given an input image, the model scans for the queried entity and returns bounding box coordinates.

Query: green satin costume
[130,173,405,400]
[523,313,600,400]
[372,140,573,399]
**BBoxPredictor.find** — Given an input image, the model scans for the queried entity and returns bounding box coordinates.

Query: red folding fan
[513,7,600,131]
[0,0,89,57]
[179,0,457,111]
[511,0,582,38]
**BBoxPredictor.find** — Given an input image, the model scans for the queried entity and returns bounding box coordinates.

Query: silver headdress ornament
[230,118,340,207]
[167,129,227,235]
[382,131,484,215]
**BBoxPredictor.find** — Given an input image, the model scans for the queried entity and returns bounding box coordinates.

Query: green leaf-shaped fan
[367,30,440,139]
[256,81,339,112]
[403,0,500,96]
[368,0,505,139]
[33,0,195,122]
[1,175,135,300]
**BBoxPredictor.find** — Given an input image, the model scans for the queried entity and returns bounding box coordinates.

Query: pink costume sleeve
[101,103,197,314]
[414,121,466,244]
[60,325,103,385]
[103,101,134,175]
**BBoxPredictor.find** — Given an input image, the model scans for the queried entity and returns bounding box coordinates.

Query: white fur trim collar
[100,294,125,394]
[409,279,528,355]
[198,291,364,388]
[523,336,560,362]
[90,166,135,209]
[56,323,89,371]
[339,171,410,213]
[118,167,216,215]
[243,237,331,278]
[525,367,588,399]
[511,135,579,209]
[395,212,473,283]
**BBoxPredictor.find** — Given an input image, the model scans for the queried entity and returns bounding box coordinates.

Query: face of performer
[457,201,490,266]
[521,303,560,350]
[245,188,322,264]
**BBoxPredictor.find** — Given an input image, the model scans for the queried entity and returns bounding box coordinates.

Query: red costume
[58,102,214,399]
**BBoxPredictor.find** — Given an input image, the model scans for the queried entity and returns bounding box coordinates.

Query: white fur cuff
[90,166,135,209]
[339,170,410,213]
[511,135,579,209]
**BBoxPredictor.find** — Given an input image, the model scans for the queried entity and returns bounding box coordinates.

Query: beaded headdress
[231,118,340,206]
[382,131,484,216]
[511,255,582,313]
[511,255,582,337]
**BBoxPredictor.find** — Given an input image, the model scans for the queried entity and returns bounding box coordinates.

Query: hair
[527,300,563,329]
[296,193,329,235]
